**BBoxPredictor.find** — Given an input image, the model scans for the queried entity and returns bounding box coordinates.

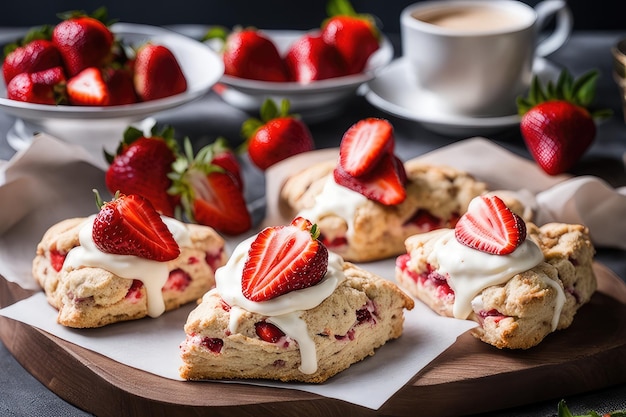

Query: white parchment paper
[1,134,624,410]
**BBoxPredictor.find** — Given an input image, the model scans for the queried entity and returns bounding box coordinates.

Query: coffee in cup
[400,0,573,117]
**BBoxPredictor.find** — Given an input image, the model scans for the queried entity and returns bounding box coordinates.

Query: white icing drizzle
[63,215,190,318]
[269,312,317,374]
[228,305,245,335]
[215,236,346,374]
[426,229,546,320]
[298,176,367,241]
[535,273,566,331]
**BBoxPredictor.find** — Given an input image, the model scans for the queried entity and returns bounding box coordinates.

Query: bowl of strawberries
[0,9,223,161]
[206,3,393,123]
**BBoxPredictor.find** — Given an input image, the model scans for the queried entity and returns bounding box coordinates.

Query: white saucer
[364,57,561,136]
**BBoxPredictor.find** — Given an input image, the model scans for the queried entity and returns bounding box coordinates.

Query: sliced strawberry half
[338,118,394,177]
[334,152,406,205]
[170,138,252,235]
[190,171,251,235]
[241,217,329,302]
[255,321,286,343]
[66,66,109,106]
[454,195,526,255]
[92,192,180,261]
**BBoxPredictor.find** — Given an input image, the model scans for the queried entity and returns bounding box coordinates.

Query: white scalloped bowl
[0,22,224,163]
[212,29,394,123]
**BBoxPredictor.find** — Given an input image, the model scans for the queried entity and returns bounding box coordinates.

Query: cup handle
[534,0,574,57]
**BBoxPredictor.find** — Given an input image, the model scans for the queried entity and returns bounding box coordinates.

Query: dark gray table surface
[1,29,625,416]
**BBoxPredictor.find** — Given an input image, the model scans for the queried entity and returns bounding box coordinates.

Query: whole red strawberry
[241,217,329,302]
[52,8,114,77]
[105,126,179,216]
[103,66,138,105]
[170,138,252,235]
[6,66,66,104]
[240,98,315,170]
[284,33,348,83]
[321,0,380,75]
[92,191,180,261]
[3,32,64,85]
[133,43,187,101]
[517,70,611,175]
[210,27,289,82]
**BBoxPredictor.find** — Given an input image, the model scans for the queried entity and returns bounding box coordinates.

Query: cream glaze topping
[425,229,547,320]
[63,215,190,318]
[298,175,368,241]
[215,235,346,374]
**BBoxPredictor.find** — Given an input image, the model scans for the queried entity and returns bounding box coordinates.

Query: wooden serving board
[1,263,626,417]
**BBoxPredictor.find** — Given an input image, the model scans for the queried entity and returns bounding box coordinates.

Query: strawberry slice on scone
[92,191,180,261]
[242,217,329,301]
[454,195,526,255]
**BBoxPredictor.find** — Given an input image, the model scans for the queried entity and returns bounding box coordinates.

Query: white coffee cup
[400,0,573,117]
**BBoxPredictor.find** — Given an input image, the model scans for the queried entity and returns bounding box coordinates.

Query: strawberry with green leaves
[241,217,328,301]
[517,69,612,175]
[454,195,526,255]
[133,43,187,101]
[170,139,252,235]
[92,191,180,262]
[241,98,315,171]
[208,137,244,191]
[105,126,179,217]
[207,27,289,82]
[2,26,63,86]
[52,8,114,77]
[321,0,380,75]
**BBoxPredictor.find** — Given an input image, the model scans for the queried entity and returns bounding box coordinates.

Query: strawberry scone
[179,217,414,383]
[32,193,227,328]
[395,195,597,349]
[279,118,488,262]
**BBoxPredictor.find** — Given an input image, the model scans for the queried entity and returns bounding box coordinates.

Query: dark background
[0,0,620,33]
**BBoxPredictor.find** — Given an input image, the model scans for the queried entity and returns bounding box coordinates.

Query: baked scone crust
[279,159,488,262]
[396,223,596,349]
[32,217,227,328]
[179,262,414,383]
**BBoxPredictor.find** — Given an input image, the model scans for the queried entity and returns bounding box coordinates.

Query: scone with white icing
[179,217,414,383]
[32,193,227,328]
[395,195,596,349]
[279,118,488,262]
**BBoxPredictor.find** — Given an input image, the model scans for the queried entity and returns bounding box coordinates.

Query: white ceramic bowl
[0,22,224,163]
[212,30,394,123]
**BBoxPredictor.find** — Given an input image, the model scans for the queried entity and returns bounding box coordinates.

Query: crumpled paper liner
[1,134,624,410]
[265,138,626,250]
